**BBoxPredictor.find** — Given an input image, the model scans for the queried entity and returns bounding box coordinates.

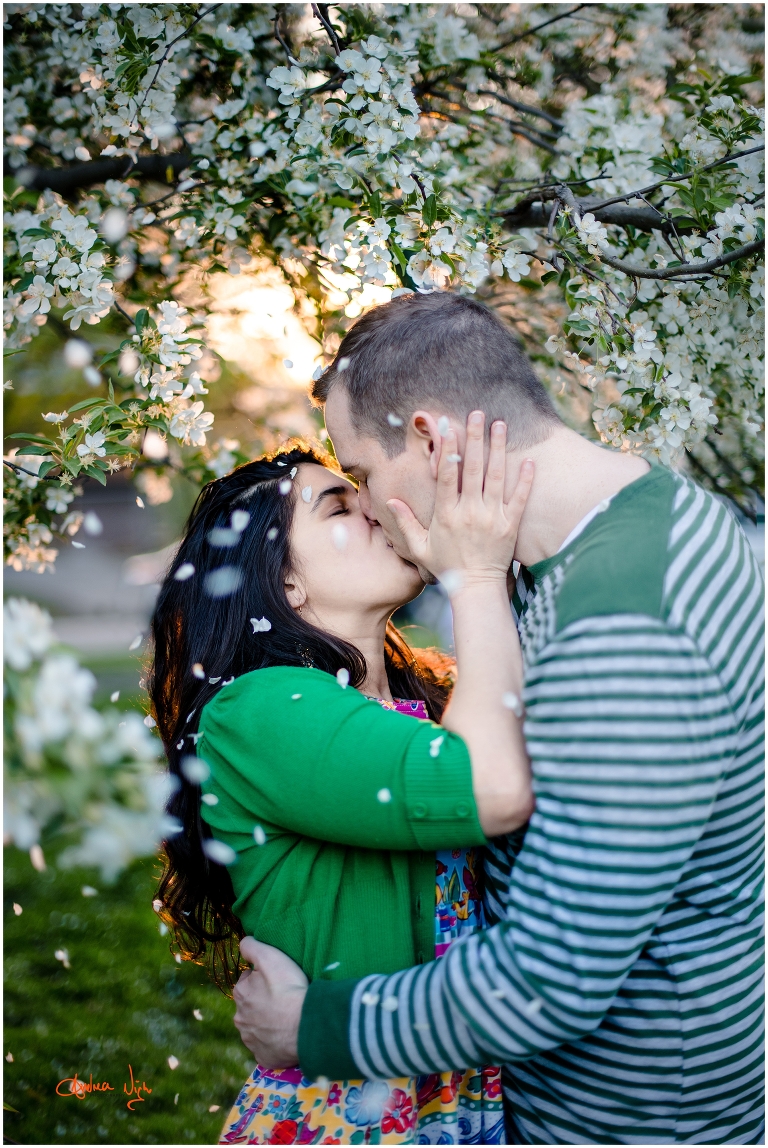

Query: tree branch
[503,194,675,233]
[476,89,564,129]
[492,4,588,51]
[598,237,763,279]
[586,144,765,212]
[13,153,193,197]
[135,4,222,115]
[311,4,343,54]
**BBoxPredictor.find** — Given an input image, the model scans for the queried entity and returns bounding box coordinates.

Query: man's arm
[297,615,737,1080]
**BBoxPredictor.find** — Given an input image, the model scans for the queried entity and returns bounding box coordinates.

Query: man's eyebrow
[311,484,350,512]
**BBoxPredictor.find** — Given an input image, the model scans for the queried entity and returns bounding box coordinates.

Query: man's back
[488,467,764,1143]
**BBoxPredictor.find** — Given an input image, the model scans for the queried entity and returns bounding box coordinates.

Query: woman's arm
[388,413,534,838]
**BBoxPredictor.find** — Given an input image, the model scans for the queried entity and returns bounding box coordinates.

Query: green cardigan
[198,666,486,990]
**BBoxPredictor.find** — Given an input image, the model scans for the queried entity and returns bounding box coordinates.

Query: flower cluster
[2,1,764,566]
[4,597,176,881]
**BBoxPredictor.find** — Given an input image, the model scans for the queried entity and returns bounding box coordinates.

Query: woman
[149,429,533,1144]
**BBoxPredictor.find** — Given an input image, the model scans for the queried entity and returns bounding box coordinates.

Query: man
[232,292,764,1144]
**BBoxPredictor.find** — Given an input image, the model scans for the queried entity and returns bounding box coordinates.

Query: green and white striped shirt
[299,467,764,1144]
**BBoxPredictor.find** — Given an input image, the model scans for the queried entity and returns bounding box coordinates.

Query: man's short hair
[311,291,561,455]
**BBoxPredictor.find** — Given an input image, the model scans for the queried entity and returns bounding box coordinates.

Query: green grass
[4,847,256,1145]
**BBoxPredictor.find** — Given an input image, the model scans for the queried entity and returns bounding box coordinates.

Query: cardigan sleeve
[198,665,486,852]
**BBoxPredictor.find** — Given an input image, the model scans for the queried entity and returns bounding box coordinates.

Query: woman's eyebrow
[311,484,351,513]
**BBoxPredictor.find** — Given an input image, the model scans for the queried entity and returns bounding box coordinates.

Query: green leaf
[422,194,437,228]
[367,191,382,219]
[134,308,149,333]
[21,228,49,238]
[84,466,108,486]
[343,216,361,230]
[99,350,122,366]
[439,252,456,273]
[388,240,407,272]
[6,432,54,444]
[37,459,59,478]
[108,380,115,403]
[68,398,107,413]
[15,443,53,455]
[541,270,560,284]
[328,196,359,210]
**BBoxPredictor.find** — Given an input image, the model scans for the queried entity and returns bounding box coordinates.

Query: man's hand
[233,937,308,1068]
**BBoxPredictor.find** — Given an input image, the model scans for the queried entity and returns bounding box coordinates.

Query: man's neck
[508,426,651,568]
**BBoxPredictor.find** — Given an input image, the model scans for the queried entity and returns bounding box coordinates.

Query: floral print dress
[219,698,505,1145]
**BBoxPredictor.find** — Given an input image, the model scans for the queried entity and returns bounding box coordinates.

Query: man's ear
[410,411,444,480]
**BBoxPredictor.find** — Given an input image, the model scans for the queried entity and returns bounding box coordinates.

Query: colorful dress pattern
[219,698,504,1145]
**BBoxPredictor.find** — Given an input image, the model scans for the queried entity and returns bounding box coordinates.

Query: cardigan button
[455,802,470,818]
[412,802,427,819]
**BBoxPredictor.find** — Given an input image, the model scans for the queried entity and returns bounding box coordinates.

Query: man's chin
[417,564,437,585]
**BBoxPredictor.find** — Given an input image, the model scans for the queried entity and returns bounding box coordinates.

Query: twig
[273,11,296,65]
[4,459,58,480]
[586,145,765,212]
[311,4,343,54]
[135,5,222,116]
[476,89,563,129]
[493,4,587,51]
[598,237,764,280]
[113,299,135,325]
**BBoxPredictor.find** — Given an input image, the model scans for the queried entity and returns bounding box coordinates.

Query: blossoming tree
[3,2,764,870]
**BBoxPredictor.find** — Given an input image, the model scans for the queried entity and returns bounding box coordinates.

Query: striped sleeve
[326,615,740,1078]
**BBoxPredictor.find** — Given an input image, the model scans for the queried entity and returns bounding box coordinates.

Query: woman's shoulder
[199,665,369,725]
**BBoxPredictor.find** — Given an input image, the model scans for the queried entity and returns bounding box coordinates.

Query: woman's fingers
[504,458,535,530]
[460,411,485,502]
[386,498,429,561]
[434,426,460,516]
[483,420,507,506]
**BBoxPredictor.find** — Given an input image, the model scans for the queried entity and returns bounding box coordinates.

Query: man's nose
[358,484,377,523]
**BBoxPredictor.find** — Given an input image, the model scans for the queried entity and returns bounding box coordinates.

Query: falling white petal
[429,735,444,757]
[12,903,22,915]
[266,527,279,541]
[301,485,312,503]
[136,496,145,508]
[253,825,267,845]
[382,996,399,1012]
[291,693,302,700]
[174,563,195,581]
[181,756,211,784]
[201,793,219,806]
[129,634,143,651]
[204,567,243,598]
[387,413,403,427]
[279,479,292,495]
[323,961,340,971]
[283,359,293,369]
[231,509,250,532]
[337,357,350,372]
[438,569,464,598]
[143,715,156,728]
[30,844,46,872]
[208,676,221,684]
[502,692,524,717]
[331,523,348,550]
[83,511,103,535]
[110,690,120,702]
[336,667,350,689]
[81,886,98,897]
[193,1009,203,1021]
[250,617,272,633]
[377,788,392,804]
[437,416,450,437]
[202,838,236,865]
[168,1056,179,1070]
[192,663,205,679]
[71,541,86,549]
[361,991,379,1006]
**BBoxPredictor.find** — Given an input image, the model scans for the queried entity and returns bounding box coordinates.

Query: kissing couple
[149,292,764,1145]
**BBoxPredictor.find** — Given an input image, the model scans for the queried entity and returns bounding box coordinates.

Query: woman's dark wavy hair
[149,440,454,995]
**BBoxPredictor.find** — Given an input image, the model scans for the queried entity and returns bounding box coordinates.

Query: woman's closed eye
[330,503,349,517]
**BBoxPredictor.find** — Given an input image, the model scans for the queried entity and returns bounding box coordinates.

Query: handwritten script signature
[56,1064,153,1110]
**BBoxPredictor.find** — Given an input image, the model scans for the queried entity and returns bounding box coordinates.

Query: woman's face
[286,463,424,627]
